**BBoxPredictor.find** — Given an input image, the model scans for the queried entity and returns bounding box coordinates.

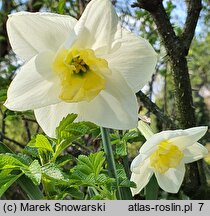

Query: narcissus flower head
[131,123,208,194]
[5,0,157,137]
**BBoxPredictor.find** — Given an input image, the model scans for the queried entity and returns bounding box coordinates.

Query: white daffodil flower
[5,0,157,137]
[131,122,208,194]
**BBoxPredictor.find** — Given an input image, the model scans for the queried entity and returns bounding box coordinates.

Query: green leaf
[116,163,127,179]
[56,113,77,139]
[22,160,41,185]
[23,146,39,158]
[123,130,141,142]
[119,179,136,188]
[116,141,127,157]
[0,142,12,153]
[56,155,73,167]
[95,174,108,184]
[17,176,44,200]
[14,153,33,166]
[0,143,43,199]
[65,122,97,135]
[0,171,23,197]
[42,163,68,182]
[67,187,84,200]
[0,153,27,170]
[29,134,53,153]
[76,151,105,176]
[57,122,97,144]
[54,116,98,159]
[57,0,65,14]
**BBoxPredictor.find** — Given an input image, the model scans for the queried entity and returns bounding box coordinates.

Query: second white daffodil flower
[131,123,208,194]
[5,0,157,137]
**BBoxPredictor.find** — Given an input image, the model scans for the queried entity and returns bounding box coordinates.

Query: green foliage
[42,163,68,182]
[56,113,77,140]
[70,151,116,200]
[29,134,54,153]
[23,160,42,185]
[0,171,23,197]
[0,114,108,199]
[54,114,98,159]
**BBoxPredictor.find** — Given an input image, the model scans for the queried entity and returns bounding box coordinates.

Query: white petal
[155,163,185,193]
[103,29,157,92]
[74,0,120,52]
[130,154,149,174]
[183,142,208,163]
[169,126,208,150]
[77,71,138,130]
[7,12,77,60]
[140,129,185,154]
[34,102,78,138]
[130,159,153,195]
[184,126,208,142]
[4,50,61,111]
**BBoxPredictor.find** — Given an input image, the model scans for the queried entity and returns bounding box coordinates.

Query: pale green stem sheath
[100,127,122,200]
[138,121,154,140]
[138,121,159,200]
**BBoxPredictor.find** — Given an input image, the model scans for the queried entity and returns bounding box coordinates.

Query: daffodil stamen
[150,140,184,174]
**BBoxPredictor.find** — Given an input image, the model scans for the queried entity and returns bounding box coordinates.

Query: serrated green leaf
[76,151,105,176]
[56,113,78,139]
[22,160,41,185]
[91,151,105,175]
[71,169,88,180]
[42,163,68,181]
[0,172,23,197]
[29,134,53,153]
[95,174,107,184]
[54,119,98,160]
[65,122,97,135]
[123,130,143,142]
[67,187,84,199]
[15,153,33,166]
[116,141,127,157]
[85,173,95,184]
[0,143,43,199]
[116,163,127,179]
[56,155,73,167]
[0,153,27,170]
[23,146,39,158]
[119,179,136,188]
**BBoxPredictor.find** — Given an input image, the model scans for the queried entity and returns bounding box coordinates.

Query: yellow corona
[53,48,109,103]
[150,140,184,174]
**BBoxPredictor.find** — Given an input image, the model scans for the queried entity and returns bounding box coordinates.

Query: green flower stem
[145,175,159,200]
[100,127,122,200]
